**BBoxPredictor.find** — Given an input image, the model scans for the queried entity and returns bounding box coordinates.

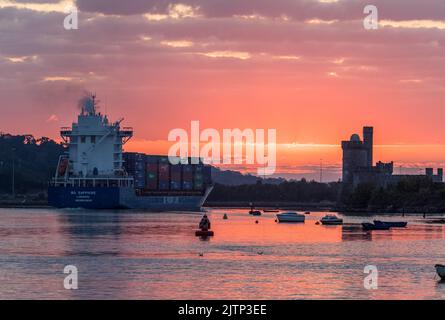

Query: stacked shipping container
[182,165,193,190]
[123,153,146,189]
[194,165,204,190]
[170,165,181,190]
[158,157,170,190]
[123,153,211,192]
[145,156,158,190]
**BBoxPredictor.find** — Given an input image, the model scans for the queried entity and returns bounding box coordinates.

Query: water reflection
[341,224,373,241]
[0,208,444,299]
[58,210,124,238]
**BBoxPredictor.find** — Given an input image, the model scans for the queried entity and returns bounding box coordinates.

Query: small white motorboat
[320,214,343,225]
[435,264,445,280]
[276,212,305,223]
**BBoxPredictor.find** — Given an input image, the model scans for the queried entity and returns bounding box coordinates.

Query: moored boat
[435,264,445,280]
[374,220,407,228]
[196,215,213,237]
[320,214,343,225]
[195,230,214,237]
[277,212,305,223]
[249,210,262,216]
[362,222,391,231]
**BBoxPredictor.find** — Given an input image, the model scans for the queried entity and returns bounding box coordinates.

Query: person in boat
[199,214,211,231]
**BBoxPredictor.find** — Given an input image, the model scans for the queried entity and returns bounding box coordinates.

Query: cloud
[161,40,194,47]
[272,55,301,61]
[143,3,201,21]
[199,51,251,60]
[46,114,59,122]
[4,55,38,63]
[43,76,78,81]
[306,18,338,25]
[0,0,444,175]
[76,0,445,21]
[0,0,74,13]
[381,19,445,30]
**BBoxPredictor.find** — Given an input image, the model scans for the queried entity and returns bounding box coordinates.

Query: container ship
[48,94,213,210]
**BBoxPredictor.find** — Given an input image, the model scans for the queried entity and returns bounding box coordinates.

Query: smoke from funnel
[77,91,97,115]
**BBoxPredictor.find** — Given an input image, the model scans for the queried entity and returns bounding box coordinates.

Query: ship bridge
[57,94,133,181]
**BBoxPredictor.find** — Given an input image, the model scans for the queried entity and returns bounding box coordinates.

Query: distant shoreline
[0,200,444,214]
[0,201,50,209]
[204,201,333,211]
[204,201,445,214]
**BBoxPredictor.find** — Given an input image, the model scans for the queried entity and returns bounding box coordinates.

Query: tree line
[1,133,443,212]
[0,133,65,194]
[207,179,341,203]
[341,178,445,212]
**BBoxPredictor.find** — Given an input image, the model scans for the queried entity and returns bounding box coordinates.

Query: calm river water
[0,208,444,299]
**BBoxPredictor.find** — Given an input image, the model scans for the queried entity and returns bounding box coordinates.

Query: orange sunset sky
[0,0,444,181]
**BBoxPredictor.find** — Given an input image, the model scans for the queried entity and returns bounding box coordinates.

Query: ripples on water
[0,208,444,299]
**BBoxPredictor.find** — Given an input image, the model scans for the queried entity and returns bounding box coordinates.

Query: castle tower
[341,133,368,184]
[363,126,373,168]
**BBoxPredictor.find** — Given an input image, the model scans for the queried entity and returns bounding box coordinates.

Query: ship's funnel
[78,93,97,115]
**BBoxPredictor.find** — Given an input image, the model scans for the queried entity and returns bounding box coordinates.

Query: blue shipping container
[182,181,193,190]
[171,181,181,190]
[159,181,170,190]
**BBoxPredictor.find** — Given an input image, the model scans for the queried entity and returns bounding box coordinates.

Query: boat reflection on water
[56,210,124,259]
[58,210,124,238]
[341,221,445,242]
[341,224,373,241]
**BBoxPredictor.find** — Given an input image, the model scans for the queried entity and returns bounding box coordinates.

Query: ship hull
[48,186,212,211]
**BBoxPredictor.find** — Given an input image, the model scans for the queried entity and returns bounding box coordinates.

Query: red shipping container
[159,163,169,180]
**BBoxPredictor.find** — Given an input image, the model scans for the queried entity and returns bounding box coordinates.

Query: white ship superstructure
[49,94,213,210]
[60,95,133,178]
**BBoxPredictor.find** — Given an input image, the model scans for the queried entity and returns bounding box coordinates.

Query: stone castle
[342,127,443,188]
